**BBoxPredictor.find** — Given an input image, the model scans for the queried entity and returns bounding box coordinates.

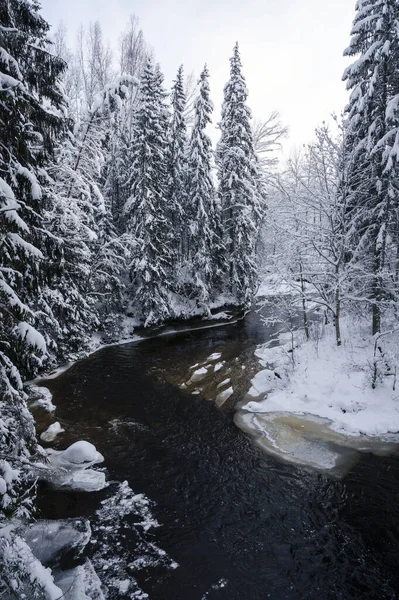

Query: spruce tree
[216,43,263,306]
[0,2,69,594]
[166,65,188,263]
[124,58,171,326]
[343,0,399,334]
[186,65,222,311]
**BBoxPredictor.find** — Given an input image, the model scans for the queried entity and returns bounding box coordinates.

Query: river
[36,311,399,599]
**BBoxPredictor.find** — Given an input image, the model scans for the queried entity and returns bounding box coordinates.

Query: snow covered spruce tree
[343,0,399,334]
[186,65,223,311]
[49,78,134,352]
[124,58,172,326]
[216,42,264,306]
[166,65,188,268]
[0,1,75,595]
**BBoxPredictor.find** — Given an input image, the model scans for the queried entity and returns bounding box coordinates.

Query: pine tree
[166,65,188,264]
[343,0,399,334]
[124,58,171,327]
[186,65,222,311]
[216,42,264,306]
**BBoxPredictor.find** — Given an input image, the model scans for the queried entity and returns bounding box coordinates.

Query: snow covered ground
[243,318,399,437]
[237,317,399,472]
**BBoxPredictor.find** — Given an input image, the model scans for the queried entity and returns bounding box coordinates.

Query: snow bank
[256,274,294,298]
[244,320,399,438]
[29,385,55,411]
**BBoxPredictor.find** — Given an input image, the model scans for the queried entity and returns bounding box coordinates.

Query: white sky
[40,0,356,152]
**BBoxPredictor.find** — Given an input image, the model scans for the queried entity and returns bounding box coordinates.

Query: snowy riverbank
[243,318,399,436]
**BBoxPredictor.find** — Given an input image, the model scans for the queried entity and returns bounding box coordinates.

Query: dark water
[38,315,399,600]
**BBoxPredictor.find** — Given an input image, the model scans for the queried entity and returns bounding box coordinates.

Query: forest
[2,0,399,597]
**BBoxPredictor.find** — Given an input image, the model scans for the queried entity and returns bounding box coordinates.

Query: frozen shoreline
[235,317,399,472]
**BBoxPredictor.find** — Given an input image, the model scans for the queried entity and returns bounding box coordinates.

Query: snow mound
[30,385,55,412]
[62,441,102,465]
[33,441,106,492]
[40,422,65,442]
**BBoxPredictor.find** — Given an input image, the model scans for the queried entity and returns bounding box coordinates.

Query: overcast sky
[40,0,356,152]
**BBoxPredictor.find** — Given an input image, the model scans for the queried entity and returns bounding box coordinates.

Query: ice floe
[217,378,231,389]
[207,352,222,361]
[21,518,91,565]
[190,367,208,383]
[216,386,234,407]
[54,560,104,600]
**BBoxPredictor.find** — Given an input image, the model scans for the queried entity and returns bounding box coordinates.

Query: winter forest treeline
[1,0,273,546]
[2,0,399,594]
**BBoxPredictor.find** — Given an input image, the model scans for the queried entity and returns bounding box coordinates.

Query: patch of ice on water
[40,362,75,380]
[216,387,233,406]
[214,362,224,372]
[116,579,130,594]
[217,378,231,389]
[91,481,178,598]
[202,578,229,598]
[66,470,107,492]
[207,353,222,361]
[21,519,91,565]
[54,559,104,600]
[190,367,208,383]
[40,422,65,442]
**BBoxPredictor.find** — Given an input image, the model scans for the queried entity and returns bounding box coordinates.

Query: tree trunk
[299,262,309,340]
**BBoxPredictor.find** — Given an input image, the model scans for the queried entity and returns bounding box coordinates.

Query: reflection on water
[35,312,399,599]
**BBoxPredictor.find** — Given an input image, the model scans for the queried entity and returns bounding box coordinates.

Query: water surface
[37,315,399,599]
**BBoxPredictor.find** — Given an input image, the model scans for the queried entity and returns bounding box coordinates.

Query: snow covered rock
[33,441,106,492]
[40,422,65,442]
[61,441,102,465]
[29,385,55,412]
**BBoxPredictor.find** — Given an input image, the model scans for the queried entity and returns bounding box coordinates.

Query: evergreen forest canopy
[2,0,399,595]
